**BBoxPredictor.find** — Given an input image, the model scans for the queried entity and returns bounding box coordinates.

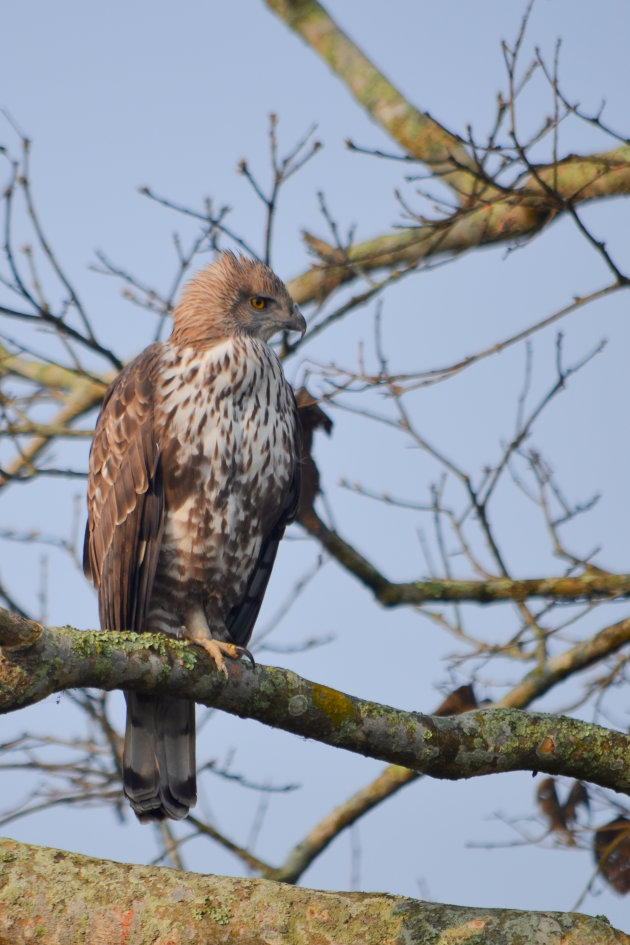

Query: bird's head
[171,252,306,348]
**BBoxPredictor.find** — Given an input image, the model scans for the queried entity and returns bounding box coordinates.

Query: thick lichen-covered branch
[1,609,629,795]
[1,837,626,945]
[274,612,630,884]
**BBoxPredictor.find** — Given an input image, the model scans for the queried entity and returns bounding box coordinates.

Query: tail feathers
[123,692,197,822]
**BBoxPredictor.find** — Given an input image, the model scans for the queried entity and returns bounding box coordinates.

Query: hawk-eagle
[84,252,304,821]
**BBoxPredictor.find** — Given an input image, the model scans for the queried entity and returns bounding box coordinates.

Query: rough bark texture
[0,837,627,944]
[1,609,630,796]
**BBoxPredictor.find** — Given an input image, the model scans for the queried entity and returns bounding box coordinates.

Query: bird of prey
[83,252,305,822]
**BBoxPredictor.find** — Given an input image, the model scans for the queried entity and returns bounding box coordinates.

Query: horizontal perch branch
[1,607,629,796]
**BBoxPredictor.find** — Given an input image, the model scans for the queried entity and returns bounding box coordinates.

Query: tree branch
[1,837,626,945]
[269,763,415,883]
[266,0,630,306]
[285,150,630,305]
[0,377,106,487]
[0,346,110,488]
[1,609,629,795]
[495,616,630,708]
[299,508,630,604]
[264,0,483,197]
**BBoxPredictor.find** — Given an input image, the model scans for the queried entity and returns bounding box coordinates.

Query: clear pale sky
[1,0,630,931]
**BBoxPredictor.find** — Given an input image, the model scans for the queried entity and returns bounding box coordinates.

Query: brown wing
[226,398,302,647]
[83,344,164,633]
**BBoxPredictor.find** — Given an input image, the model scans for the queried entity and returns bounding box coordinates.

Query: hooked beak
[286,304,306,338]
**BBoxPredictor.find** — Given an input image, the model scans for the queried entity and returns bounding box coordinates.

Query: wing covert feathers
[83,344,164,634]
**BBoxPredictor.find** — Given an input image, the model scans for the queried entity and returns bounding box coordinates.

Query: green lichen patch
[191,896,234,926]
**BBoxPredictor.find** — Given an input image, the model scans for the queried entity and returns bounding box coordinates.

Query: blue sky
[2,0,630,931]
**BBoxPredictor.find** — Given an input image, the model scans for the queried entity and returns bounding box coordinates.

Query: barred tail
[123,692,197,822]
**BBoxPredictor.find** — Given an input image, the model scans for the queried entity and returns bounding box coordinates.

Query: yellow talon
[192,637,255,676]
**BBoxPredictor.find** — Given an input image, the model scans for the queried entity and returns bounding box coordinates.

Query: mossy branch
[299,510,630,605]
[1,608,629,795]
[1,836,626,945]
[264,0,481,197]
[286,146,630,304]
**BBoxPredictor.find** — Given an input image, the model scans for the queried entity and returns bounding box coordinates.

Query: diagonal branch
[269,761,414,883]
[286,146,630,306]
[0,371,108,487]
[264,0,482,198]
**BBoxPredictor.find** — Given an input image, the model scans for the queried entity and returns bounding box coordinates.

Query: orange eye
[251,297,267,310]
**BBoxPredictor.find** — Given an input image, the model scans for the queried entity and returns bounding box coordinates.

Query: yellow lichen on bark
[311,682,356,726]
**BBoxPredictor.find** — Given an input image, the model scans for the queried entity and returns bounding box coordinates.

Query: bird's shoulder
[96,342,165,427]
